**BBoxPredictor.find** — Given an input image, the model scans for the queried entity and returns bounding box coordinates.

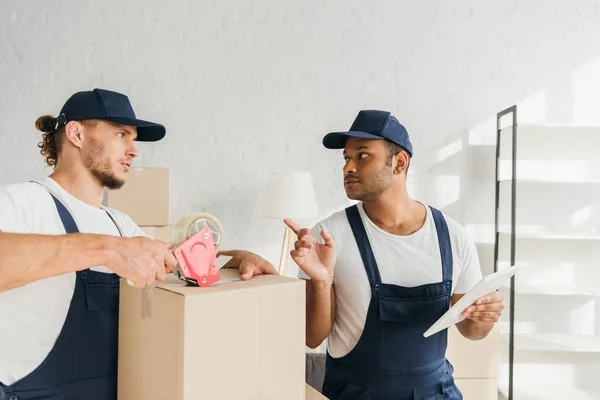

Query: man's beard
[347,165,393,202]
[84,138,125,190]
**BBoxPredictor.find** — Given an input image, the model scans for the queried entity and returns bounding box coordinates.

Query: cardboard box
[118,269,306,400]
[454,379,497,400]
[305,384,326,399]
[140,225,173,243]
[105,167,169,226]
[446,324,500,379]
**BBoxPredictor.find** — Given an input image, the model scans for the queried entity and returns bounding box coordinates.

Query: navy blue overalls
[321,205,462,400]
[0,188,122,400]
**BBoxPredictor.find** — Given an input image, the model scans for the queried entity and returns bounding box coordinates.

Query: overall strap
[345,205,382,285]
[429,206,453,284]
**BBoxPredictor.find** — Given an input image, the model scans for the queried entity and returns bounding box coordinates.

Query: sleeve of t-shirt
[297,223,324,280]
[453,235,483,294]
[0,185,28,233]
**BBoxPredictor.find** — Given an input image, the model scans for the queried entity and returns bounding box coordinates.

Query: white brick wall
[1,0,600,273]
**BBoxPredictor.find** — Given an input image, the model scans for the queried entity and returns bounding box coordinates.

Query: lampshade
[261,171,318,219]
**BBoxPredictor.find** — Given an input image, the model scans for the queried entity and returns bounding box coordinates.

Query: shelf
[499,123,600,137]
[502,333,600,353]
[499,384,599,400]
[496,170,600,184]
[497,124,600,162]
[502,282,600,296]
[497,124,600,185]
[497,178,600,184]
[497,232,600,241]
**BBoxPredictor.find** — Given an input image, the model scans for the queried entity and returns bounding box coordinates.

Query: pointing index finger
[284,219,303,235]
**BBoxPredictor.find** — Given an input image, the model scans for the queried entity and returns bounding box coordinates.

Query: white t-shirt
[0,177,150,385]
[299,203,482,358]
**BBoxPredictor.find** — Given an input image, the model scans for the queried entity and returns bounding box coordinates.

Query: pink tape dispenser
[173,227,220,287]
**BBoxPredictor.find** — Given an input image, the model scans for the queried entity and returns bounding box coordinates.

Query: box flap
[157,268,300,296]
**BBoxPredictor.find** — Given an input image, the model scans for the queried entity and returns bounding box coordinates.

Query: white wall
[2,0,600,274]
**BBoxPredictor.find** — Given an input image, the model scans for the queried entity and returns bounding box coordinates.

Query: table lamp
[261,171,319,276]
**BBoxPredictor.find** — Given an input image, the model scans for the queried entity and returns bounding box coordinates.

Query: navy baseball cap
[56,88,165,142]
[323,110,413,156]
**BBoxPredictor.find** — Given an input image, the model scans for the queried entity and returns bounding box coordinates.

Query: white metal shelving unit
[495,107,600,400]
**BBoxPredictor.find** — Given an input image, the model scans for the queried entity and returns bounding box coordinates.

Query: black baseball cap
[323,110,413,156]
[56,88,166,142]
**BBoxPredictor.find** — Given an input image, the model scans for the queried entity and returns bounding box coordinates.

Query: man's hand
[217,250,278,280]
[284,219,335,285]
[108,237,178,288]
[461,291,505,324]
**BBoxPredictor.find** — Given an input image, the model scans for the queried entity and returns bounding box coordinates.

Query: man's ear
[394,151,409,175]
[64,121,85,149]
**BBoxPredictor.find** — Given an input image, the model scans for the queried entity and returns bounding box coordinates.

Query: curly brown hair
[36,115,64,167]
[36,116,98,167]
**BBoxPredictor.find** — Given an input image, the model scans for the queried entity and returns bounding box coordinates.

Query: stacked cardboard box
[118,269,308,399]
[105,167,171,242]
[305,384,327,399]
[447,324,500,400]
[140,225,173,243]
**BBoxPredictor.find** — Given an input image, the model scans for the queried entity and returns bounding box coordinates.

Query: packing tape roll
[172,213,224,251]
